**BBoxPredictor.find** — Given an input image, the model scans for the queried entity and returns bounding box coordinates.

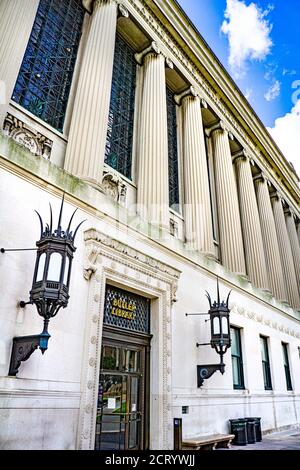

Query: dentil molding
[230,303,300,339]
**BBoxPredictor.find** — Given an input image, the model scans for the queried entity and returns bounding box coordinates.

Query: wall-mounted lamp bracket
[8,329,51,376]
[19,300,33,308]
[1,248,37,253]
[197,363,225,387]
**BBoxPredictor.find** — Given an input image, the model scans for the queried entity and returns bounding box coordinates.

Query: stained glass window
[166,87,180,210]
[12,0,85,132]
[105,35,137,179]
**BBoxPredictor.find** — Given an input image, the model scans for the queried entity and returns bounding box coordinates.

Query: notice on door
[107,398,116,409]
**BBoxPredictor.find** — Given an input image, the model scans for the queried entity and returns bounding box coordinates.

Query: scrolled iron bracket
[197,363,225,387]
[8,331,50,376]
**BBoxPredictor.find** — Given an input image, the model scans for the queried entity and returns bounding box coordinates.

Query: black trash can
[246,417,262,442]
[229,419,247,446]
[245,418,256,443]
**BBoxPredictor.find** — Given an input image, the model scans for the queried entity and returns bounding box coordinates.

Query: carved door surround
[77,228,181,449]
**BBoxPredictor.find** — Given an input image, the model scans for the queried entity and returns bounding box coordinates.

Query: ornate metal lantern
[191,280,232,387]
[208,286,231,360]
[8,196,84,376]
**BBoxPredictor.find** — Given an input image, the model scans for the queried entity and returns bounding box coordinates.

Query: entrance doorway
[94,285,151,450]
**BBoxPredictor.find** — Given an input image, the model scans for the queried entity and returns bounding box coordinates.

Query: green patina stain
[0,132,87,198]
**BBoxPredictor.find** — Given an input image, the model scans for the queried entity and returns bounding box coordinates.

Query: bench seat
[182,433,235,450]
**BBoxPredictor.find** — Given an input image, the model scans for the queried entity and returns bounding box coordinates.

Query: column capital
[253,172,269,185]
[83,0,121,14]
[232,149,250,164]
[174,86,198,105]
[134,41,161,65]
[270,190,285,206]
[206,120,229,137]
[283,206,297,219]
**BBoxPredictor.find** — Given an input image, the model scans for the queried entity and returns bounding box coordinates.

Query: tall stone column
[285,208,300,290]
[271,193,300,309]
[254,175,287,302]
[136,43,169,229]
[210,122,246,275]
[297,220,300,247]
[0,0,39,125]
[175,88,214,255]
[64,0,124,186]
[234,151,269,290]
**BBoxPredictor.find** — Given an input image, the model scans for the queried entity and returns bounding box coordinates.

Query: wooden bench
[182,433,235,450]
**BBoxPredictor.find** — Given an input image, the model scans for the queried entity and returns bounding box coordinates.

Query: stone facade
[0,0,299,450]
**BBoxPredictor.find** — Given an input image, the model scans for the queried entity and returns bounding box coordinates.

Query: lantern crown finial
[34,194,86,243]
[206,277,232,309]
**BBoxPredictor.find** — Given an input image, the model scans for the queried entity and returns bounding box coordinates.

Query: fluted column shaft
[181,93,214,255]
[254,177,286,302]
[137,50,169,228]
[285,210,300,290]
[271,194,300,309]
[211,125,246,275]
[64,0,118,185]
[234,154,269,290]
[297,222,300,247]
[0,0,39,125]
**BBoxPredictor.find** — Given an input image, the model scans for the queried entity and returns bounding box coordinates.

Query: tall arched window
[105,34,137,179]
[12,0,85,132]
[166,87,179,210]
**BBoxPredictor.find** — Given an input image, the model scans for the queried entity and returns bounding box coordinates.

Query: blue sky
[177,0,300,177]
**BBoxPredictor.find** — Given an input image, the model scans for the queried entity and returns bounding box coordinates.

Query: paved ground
[226,428,300,450]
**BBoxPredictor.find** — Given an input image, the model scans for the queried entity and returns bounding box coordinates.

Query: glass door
[95,340,146,450]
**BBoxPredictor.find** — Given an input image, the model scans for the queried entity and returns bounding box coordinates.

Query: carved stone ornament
[169,219,179,238]
[84,229,181,283]
[84,245,102,280]
[3,113,53,159]
[102,169,127,204]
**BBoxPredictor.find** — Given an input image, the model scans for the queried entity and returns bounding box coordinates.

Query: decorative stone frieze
[83,229,181,287]
[3,113,52,158]
[230,303,300,339]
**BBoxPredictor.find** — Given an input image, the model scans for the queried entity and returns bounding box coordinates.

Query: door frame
[77,229,181,450]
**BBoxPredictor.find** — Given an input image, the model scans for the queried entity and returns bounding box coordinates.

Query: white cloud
[282,68,296,77]
[221,0,273,77]
[264,80,281,101]
[245,88,253,100]
[267,100,300,178]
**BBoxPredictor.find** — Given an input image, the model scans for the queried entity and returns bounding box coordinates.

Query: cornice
[135,0,299,204]
[84,228,181,281]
